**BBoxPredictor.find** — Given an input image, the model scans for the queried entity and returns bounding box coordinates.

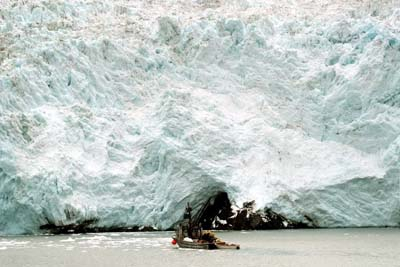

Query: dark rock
[39,219,157,235]
[194,191,234,230]
[194,192,311,231]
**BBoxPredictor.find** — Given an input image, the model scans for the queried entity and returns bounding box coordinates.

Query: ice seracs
[0,0,399,234]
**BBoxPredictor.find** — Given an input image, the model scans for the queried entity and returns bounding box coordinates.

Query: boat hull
[216,243,240,250]
[175,239,240,250]
[177,240,217,250]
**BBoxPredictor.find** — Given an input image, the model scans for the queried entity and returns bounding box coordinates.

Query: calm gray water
[0,228,399,267]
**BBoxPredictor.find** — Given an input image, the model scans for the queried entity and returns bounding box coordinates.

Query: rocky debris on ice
[194,192,308,231]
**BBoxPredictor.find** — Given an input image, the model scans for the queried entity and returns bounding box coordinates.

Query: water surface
[0,228,399,267]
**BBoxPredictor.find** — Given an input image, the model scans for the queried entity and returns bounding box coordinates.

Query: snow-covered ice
[0,0,399,234]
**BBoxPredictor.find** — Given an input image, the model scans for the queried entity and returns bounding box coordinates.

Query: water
[0,229,399,267]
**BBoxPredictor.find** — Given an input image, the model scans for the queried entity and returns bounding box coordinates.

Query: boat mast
[184,202,193,238]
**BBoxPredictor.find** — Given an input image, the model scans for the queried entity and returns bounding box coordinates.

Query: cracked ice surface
[0,0,399,234]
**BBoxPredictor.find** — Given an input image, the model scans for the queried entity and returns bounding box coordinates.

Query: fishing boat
[171,203,240,250]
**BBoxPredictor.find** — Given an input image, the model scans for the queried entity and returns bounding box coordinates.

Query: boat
[171,203,240,250]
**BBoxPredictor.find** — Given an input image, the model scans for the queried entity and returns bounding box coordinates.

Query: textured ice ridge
[0,0,399,234]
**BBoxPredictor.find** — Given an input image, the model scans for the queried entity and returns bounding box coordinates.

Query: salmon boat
[171,203,240,250]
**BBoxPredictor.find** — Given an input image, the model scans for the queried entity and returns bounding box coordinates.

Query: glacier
[0,0,399,234]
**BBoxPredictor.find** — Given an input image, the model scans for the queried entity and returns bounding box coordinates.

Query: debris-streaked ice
[0,0,399,234]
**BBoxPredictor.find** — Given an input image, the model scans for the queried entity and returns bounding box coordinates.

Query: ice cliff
[0,0,399,234]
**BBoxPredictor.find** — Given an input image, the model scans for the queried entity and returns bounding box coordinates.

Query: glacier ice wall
[0,0,399,234]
